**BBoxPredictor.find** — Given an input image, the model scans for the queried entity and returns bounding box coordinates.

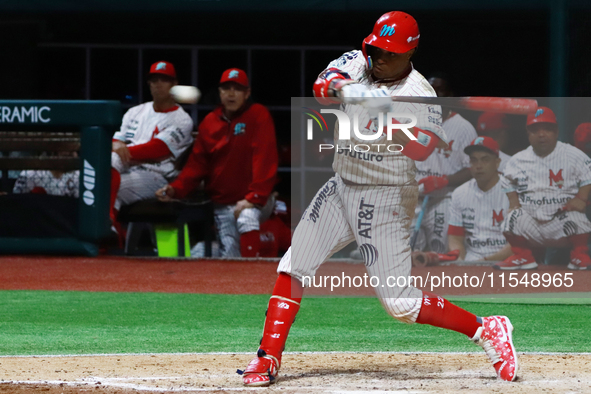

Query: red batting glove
[438,249,460,262]
[418,175,449,194]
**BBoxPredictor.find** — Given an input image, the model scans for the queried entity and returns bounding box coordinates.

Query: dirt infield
[1,353,590,393]
[0,256,589,296]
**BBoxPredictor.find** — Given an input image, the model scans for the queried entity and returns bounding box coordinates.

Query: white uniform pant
[502,207,591,247]
[112,152,169,211]
[211,196,275,258]
[414,196,451,253]
[278,175,424,324]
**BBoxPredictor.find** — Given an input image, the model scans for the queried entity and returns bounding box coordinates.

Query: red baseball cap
[574,122,591,151]
[526,106,557,127]
[148,61,177,79]
[220,68,249,87]
[476,112,509,133]
[464,136,500,157]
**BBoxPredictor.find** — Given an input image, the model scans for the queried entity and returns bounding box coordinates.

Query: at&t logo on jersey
[379,25,395,36]
[549,169,564,189]
[492,209,504,226]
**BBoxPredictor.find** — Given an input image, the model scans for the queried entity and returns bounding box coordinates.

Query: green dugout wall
[0,100,121,256]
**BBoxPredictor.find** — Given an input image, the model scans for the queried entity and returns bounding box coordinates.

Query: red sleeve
[448,225,465,236]
[245,106,278,206]
[127,139,172,162]
[169,128,209,199]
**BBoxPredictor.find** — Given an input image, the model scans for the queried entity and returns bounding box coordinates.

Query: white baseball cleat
[238,350,280,387]
[471,315,518,381]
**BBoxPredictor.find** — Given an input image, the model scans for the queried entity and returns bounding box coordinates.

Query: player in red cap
[109,61,194,241]
[447,137,512,261]
[574,122,591,155]
[156,68,278,258]
[476,112,513,172]
[240,11,519,387]
[498,107,591,270]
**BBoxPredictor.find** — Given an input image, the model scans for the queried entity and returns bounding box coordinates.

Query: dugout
[0,100,120,256]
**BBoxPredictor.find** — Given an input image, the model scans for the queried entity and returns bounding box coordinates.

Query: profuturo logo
[82,160,96,206]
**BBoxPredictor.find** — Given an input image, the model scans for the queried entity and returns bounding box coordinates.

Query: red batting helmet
[526,106,557,127]
[362,11,420,68]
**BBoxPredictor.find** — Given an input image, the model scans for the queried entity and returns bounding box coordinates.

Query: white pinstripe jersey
[415,113,477,198]
[449,178,509,257]
[325,50,447,185]
[113,102,194,179]
[501,141,591,221]
[499,150,511,174]
[13,170,80,198]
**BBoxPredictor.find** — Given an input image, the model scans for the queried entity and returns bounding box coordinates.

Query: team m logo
[379,25,396,37]
[492,209,504,226]
[549,169,564,189]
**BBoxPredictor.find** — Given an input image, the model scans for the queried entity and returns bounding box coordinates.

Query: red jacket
[170,103,278,206]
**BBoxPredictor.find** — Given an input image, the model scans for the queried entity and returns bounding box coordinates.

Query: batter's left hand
[562,196,587,213]
[418,175,449,194]
[234,199,255,219]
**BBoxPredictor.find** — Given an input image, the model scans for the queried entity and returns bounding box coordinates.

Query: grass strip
[0,290,588,355]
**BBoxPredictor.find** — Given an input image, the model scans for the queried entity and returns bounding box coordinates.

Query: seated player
[413,73,478,253]
[448,137,511,262]
[12,151,79,198]
[110,61,194,234]
[497,107,591,270]
[475,112,513,172]
[156,68,278,258]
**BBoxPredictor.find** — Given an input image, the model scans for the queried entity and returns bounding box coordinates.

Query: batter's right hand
[155,185,175,202]
[112,140,132,164]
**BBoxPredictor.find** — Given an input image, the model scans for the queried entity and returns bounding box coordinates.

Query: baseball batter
[156,68,278,258]
[109,61,194,229]
[498,106,591,270]
[239,11,518,386]
[448,137,511,262]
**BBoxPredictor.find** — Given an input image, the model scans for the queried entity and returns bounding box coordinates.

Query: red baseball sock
[569,233,590,253]
[258,273,304,361]
[416,291,482,338]
[240,230,261,257]
[505,234,534,257]
[109,168,121,222]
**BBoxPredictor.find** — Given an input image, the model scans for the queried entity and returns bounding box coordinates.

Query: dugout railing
[0,100,120,256]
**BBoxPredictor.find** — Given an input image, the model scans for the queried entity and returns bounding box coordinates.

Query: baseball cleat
[493,253,538,270]
[471,316,518,381]
[568,250,591,270]
[237,350,280,387]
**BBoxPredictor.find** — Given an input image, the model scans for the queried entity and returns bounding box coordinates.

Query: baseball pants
[414,196,451,253]
[112,152,169,211]
[502,207,591,247]
[278,175,424,324]
[209,196,275,258]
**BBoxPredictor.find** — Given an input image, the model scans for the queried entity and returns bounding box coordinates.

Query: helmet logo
[229,70,240,79]
[379,25,396,37]
[480,122,486,130]
[407,34,420,43]
[155,62,167,71]
[535,109,544,118]
[474,137,485,145]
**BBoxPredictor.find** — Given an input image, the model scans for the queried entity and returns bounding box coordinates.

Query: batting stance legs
[239,176,519,386]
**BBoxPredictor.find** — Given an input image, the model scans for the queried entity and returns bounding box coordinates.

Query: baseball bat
[410,191,429,250]
[391,96,538,115]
